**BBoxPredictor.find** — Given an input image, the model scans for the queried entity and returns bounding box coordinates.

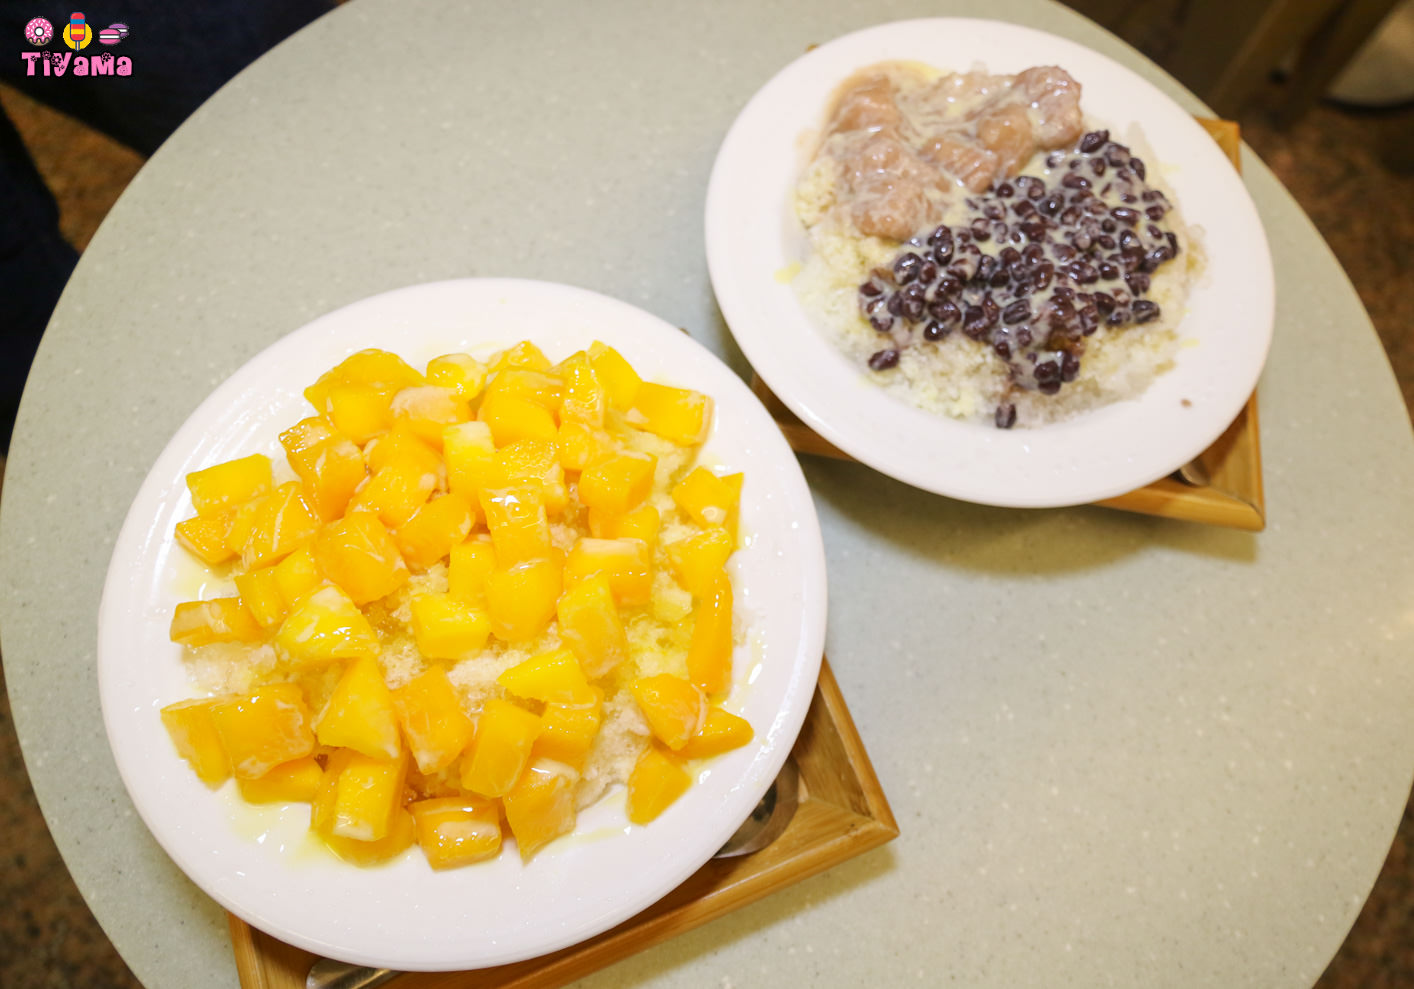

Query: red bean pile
[857,131,1181,428]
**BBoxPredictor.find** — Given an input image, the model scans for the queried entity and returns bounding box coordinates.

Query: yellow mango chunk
[186,453,273,517]
[578,451,656,516]
[666,526,734,597]
[313,512,409,605]
[326,382,395,444]
[292,432,366,522]
[394,492,476,572]
[558,357,606,427]
[627,744,691,824]
[485,558,562,642]
[479,485,551,567]
[478,390,557,446]
[497,647,594,704]
[443,420,498,498]
[391,667,475,774]
[236,756,323,803]
[237,482,322,570]
[304,349,425,413]
[630,674,707,751]
[174,512,237,565]
[351,454,439,530]
[485,367,564,411]
[670,467,743,535]
[532,689,603,771]
[159,698,232,785]
[587,342,641,411]
[587,504,661,548]
[234,565,287,628]
[447,538,496,603]
[322,808,416,866]
[331,748,411,841]
[627,382,712,446]
[461,698,541,798]
[391,385,470,448]
[556,574,628,678]
[209,683,316,779]
[272,545,322,607]
[169,597,263,646]
[563,537,652,606]
[677,707,754,760]
[555,420,616,472]
[366,421,443,477]
[410,592,491,661]
[490,341,553,373]
[275,585,380,664]
[687,571,734,695]
[489,440,568,516]
[410,796,502,870]
[503,758,578,860]
[279,417,339,475]
[315,655,401,759]
[426,352,489,401]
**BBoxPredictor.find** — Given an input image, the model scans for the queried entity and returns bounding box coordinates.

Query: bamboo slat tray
[228,658,897,988]
[753,117,1265,532]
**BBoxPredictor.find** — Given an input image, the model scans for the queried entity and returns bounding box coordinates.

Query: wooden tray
[752,117,1265,532]
[228,658,898,988]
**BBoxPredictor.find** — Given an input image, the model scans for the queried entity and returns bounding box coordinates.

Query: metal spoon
[305,758,801,989]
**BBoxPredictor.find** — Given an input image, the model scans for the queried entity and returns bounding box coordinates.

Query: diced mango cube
[671,467,743,535]
[485,368,564,411]
[351,454,439,530]
[293,433,366,522]
[426,352,489,401]
[390,385,470,448]
[558,357,606,427]
[503,758,578,860]
[237,482,322,570]
[497,647,594,704]
[687,571,733,695]
[331,748,410,841]
[556,574,628,678]
[236,756,323,803]
[159,698,231,785]
[410,592,491,661]
[186,454,273,517]
[366,421,443,477]
[485,558,562,642]
[676,708,754,760]
[588,342,641,411]
[391,667,475,774]
[410,796,501,869]
[587,504,661,548]
[313,512,409,605]
[447,538,496,603]
[489,440,567,516]
[234,565,287,628]
[209,683,316,779]
[666,526,734,597]
[627,382,712,446]
[490,340,553,373]
[578,452,656,516]
[563,537,652,606]
[279,417,339,476]
[304,349,425,413]
[442,420,498,498]
[626,744,691,824]
[630,674,707,751]
[555,420,616,472]
[275,585,380,664]
[479,485,551,566]
[170,597,263,646]
[479,390,558,447]
[461,698,541,798]
[326,382,394,444]
[323,807,416,866]
[532,689,603,771]
[393,492,475,571]
[174,512,237,565]
[315,655,401,759]
[272,545,322,607]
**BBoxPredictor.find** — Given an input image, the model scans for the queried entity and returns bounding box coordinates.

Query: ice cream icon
[63,11,91,50]
[98,23,128,45]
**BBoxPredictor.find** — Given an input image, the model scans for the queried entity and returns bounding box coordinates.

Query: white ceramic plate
[705,18,1274,507]
[97,279,827,971]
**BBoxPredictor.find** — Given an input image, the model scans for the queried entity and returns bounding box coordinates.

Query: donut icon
[25,17,54,46]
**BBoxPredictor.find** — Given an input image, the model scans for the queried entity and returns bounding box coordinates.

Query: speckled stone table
[3,1,1412,986]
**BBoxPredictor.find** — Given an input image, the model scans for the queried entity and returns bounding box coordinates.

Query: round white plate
[97,279,827,971]
[705,18,1275,507]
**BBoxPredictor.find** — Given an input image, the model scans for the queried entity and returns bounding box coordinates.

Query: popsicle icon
[64,11,89,49]
[98,22,128,45]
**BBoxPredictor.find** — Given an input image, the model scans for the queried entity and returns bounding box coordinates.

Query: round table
[4,1,1412,986]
